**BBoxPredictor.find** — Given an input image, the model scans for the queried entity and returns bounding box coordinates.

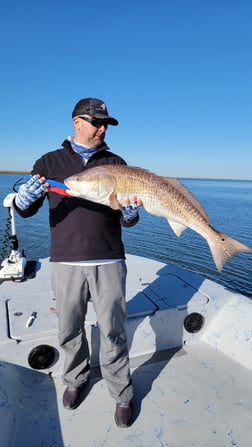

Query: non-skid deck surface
[2,342,251,447]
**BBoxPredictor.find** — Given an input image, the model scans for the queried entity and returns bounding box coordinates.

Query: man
[14,98,141,428]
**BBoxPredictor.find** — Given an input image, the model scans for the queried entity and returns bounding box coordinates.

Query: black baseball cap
[72,98,118,126]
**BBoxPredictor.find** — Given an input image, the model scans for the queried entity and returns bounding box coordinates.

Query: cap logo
[100,103,106,110]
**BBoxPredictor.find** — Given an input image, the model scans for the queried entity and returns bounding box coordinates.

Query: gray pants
[50,261,133,404]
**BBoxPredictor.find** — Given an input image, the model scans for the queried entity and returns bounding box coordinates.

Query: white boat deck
[1,254,252,447]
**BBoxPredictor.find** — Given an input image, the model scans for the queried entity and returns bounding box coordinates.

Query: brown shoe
[63,385,85,410]
[114,402,134,428]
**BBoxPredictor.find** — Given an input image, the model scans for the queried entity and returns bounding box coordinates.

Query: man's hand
[120,195,142,226]
[15,175,48,210]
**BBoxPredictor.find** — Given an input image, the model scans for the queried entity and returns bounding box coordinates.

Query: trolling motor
[0,193,27,280]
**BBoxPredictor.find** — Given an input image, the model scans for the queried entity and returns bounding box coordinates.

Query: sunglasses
[78,116,108,129]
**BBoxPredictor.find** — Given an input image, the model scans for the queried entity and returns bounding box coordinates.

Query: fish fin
[207,231,252,272]
[162,177,210,222]
[167,220,187,236]
[108,190,120,210]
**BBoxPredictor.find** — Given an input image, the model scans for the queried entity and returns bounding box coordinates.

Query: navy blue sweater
[14,140,128,262]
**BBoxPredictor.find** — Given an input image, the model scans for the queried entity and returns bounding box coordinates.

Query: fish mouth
[64,188,81,197]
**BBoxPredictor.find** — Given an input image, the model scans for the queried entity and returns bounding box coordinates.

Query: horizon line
[0,170,251,182]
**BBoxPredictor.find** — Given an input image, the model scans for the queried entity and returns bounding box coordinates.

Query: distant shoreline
[0,170,251,182]
[0,170,30,174]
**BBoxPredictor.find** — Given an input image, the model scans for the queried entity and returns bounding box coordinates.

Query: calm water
[1,174,252,297]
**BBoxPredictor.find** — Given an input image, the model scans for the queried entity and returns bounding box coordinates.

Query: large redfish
[64,165,252,272]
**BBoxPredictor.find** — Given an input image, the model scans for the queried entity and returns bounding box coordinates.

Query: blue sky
[1,0,251,179]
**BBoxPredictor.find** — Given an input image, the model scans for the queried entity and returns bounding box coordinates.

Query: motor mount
[0,193,27,280]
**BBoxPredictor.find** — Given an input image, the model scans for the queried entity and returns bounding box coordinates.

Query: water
[1,173,252,297]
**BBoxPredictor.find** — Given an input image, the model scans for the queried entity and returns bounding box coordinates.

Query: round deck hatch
[28,344,57,369]
[184,312,204,333]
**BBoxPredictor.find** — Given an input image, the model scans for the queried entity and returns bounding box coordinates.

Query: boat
[0,193,252,447]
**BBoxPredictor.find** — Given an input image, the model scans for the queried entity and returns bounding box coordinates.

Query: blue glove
[121,201,141,223]
[15,175,47,210]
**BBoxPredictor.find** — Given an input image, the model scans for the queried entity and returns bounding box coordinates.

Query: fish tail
[207,231,252,272]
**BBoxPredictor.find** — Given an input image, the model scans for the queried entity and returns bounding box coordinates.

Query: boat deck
[1,342,252,447]
[1,254,252,447]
